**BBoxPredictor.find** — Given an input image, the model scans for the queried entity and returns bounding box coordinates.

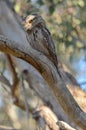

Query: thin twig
[6,54,19,98]
[21,76,30,118]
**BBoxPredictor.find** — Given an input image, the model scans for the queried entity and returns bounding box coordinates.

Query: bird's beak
[23,22,32,31]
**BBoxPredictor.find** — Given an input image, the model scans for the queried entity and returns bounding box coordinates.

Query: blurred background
[0,0,86,129]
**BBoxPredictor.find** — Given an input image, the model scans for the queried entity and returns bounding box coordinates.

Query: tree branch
[6,54,19,98]
[57,121,76,130]
[0,35,86,129]
[33,106,59,130]
[0,125,17,130]
[33,106,76,130]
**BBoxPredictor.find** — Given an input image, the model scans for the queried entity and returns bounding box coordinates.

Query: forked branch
[0,35,86,129]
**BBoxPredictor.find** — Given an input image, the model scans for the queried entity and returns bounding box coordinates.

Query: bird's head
[24,14,46,31]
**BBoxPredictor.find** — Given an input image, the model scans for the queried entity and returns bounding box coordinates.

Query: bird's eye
[29,19,33,23]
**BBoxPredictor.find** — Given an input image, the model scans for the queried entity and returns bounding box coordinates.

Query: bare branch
[0,75,26,110]
[21,77,30,118]
[6,54,19,98]
[0,74,12,88]
[0,34,86,129]
[33,106,59,130]
[57,121,76,130]
[0,125,17,130]
[33,106,77,130]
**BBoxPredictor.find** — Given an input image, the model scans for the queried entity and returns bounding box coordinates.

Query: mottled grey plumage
[24,14,59,69]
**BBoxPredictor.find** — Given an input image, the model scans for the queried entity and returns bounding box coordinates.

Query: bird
[24,13,61,72]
